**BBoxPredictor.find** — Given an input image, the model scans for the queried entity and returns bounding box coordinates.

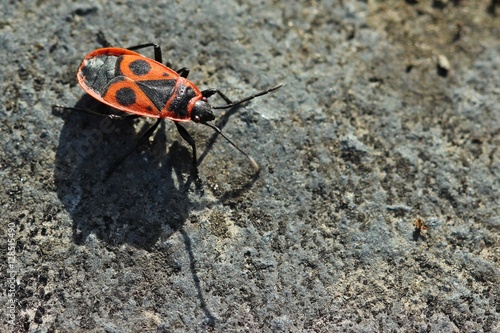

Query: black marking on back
[81,55,119,95]
[115,56,124,76]
[129,59,151,76]
[168,84,196,117]
[136,80,176,113]
[100,76,125,99]
[116,87,136,106]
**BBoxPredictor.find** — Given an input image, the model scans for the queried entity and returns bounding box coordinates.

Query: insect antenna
[212,83,284,110]
[202,122,260,171]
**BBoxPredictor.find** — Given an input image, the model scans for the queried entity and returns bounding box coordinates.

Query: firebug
[58,41,282,176]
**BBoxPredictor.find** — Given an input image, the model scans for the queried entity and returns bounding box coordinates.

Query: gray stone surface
[1,1,499,332]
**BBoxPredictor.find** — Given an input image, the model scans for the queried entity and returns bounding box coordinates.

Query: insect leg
[97,31,112,47]
[105,119,162,179]
[175,67,190,78]
[174,122,198,167]
[52,105,141,120]
[96,32,163,63]
[126,43,163,63]
[200,89,233,104]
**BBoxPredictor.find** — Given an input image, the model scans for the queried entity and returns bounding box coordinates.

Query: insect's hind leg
[126,43,163,63]
[96,32,163,63]
[125,41,190,76]
[52,105,141,121]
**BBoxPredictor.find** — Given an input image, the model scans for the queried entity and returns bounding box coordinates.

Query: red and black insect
[69,42,282,175]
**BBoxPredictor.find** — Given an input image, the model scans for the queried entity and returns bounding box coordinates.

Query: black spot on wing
[101,76,125,99]
[116,87,136,106]
[129,59,151,76]
[136,80,176,112]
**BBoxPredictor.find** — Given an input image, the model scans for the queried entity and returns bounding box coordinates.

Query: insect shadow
[53,93,216,325]
[53,93,203,249]
[53,93,260,328]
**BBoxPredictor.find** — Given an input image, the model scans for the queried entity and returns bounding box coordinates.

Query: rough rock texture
[1,1,499,332]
